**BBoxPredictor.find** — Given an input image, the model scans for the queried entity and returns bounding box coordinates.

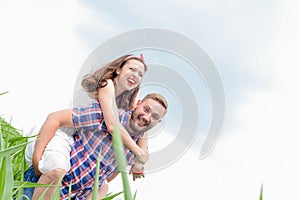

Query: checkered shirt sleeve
[60,101,139,200]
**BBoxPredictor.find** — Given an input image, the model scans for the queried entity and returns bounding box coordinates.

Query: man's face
[128,98,166,133]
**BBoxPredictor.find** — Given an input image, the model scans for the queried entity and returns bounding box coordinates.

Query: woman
[32,54,149,199]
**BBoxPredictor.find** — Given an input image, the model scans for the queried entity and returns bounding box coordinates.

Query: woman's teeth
[128,78,136,84]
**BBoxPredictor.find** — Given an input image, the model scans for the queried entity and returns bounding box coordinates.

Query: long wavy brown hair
[81,54,147,110]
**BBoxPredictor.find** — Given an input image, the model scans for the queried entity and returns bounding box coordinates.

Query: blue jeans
[23,165,40,200]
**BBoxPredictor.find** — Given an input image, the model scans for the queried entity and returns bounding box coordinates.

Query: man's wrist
[131,164,144,174]
[133,162,143,171]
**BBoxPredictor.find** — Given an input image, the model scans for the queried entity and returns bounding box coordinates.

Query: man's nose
[143,113,151,122]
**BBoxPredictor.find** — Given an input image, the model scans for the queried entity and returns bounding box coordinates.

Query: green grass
[0,116,28,199]
[112,125,134,200]
[0,115,133,199]
[0,89,131,199]
[260,183,263,200]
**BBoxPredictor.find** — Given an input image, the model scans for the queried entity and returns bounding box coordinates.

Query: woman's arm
[129,133,148,180]
[32,109,73,175]
[137,132,148,152]
[98,80,148,164]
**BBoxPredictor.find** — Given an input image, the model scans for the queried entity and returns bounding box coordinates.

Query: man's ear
[136,100,141,105]
[132,100,141,110]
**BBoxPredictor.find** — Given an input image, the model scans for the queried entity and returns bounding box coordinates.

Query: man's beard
[129,112,150,134]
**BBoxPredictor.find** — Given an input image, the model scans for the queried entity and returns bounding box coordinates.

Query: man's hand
[129,162,144,181]
[135,150,149,165]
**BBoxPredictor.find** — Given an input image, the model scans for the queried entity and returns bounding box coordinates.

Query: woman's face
[116,59,146,91]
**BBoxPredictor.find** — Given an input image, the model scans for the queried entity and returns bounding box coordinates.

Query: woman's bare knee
[47,168,66,182]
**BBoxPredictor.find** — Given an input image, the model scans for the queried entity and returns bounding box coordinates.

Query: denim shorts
[23,165,40,199]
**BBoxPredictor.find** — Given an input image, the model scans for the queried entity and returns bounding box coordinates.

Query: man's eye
[152,117,157,121]
[152,115,159,121]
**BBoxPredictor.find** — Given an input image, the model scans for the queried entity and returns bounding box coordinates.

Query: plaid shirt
[60,101,140,200]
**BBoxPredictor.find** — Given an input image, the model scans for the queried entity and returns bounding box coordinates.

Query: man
[24,93,168,200]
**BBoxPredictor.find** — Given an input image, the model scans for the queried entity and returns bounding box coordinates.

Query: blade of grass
[0,117,23,139]
[0,122,5,150]
[10,181,29,200]
[13,181,50,188]
[0,156,13,200]
[37,185,52,200]
[68,181,72,200]
[260,183,263,200]
[53,173,64,199]
[92,154,101,200]
[15,150,27,199]
[9,135,36,144]
[133,190,137,200]
[0,91,9,96]
[101,191,123,200]
[0,123,13,200]
[0,142,28,158]
[112,125,132,200]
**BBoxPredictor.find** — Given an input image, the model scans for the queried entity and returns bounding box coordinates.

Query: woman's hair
[81,54,147,110]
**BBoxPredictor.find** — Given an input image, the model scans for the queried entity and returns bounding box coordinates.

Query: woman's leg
[32,168,66,200]
[86,180,109,200]
[32,130,72,199]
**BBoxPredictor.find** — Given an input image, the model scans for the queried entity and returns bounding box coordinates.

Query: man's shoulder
[118,108,130,117]
[118,109,130,126]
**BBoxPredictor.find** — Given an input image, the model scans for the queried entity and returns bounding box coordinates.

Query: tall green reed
[112,125,133,200]
[0,117,132,199]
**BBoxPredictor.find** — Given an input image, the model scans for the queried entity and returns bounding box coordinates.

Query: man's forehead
[140,98,165,113]
[140,98,158,106]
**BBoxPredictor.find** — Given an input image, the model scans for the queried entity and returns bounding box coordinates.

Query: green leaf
[0,142,28,158]
[9,135,36,144]
[112,126,132,200]
[68,181,72,200]
[92,154,101,200]
[0,118,23,139]
[260,183,263,200]
[133,190,137,200]
[13,181,50,188]
[0,91,9,96]
[0,156,13,200]
[101,191,123,200]
[53,173,64,199]
[0,121,6,150]
[37,185,51,200]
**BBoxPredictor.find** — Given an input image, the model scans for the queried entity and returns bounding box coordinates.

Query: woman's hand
[32,157,42,176]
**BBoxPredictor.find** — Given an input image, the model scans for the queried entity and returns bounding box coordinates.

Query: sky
[1,0,300,199]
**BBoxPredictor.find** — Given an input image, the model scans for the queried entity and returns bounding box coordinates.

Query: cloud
[0,0,86,132]
[1,1,300,199]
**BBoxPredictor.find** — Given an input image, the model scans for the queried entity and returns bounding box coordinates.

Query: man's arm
[32,109,73,175]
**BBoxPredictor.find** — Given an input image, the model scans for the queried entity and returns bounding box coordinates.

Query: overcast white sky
[1,0,300,199]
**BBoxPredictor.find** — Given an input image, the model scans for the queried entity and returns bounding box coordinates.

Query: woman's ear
[116,67,121,75]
